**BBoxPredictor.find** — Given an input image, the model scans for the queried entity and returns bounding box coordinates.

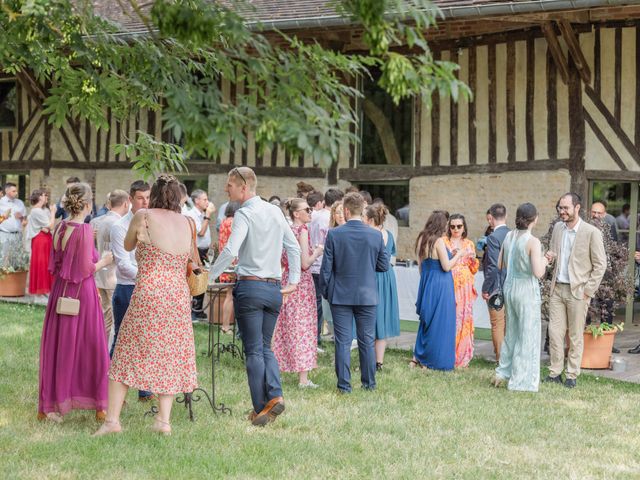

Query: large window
[0,80,17,129]
[355,181,410,227]
[360,70,413,166]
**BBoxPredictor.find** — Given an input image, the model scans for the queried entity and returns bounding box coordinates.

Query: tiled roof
[92,0,622,33]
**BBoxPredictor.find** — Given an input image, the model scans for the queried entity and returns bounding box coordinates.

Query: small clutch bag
[55,279,83,316]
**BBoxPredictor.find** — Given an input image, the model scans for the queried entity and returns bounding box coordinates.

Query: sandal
[92,420,122,437]
[151,418,172,436]
[408,359,420,369]
[37,412,63,424]
[95,410,107,423]
[376,362,383,372]
[490,375,506,388]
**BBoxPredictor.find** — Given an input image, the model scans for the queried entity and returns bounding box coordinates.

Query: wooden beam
[541,22,569,85]
[546,47,558,160]
[585,170,640,181]
[568,57,586,199]
[338,159,570,182]
[557,19,591,84]
[584,110,628,171]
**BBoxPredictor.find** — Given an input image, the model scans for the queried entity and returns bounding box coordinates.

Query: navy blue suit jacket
[319,219,390,306]
[481,224,510,295]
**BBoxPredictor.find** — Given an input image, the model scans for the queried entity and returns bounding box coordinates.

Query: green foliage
[0,0,471,176]
[113,132,188,181]
[585,321,624,338]
[0,238,30,276]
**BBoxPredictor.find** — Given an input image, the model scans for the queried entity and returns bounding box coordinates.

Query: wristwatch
[203,216,210,220]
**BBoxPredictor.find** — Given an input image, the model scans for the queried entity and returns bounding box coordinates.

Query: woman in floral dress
[217,201,240,333]
[444,214,479,368]
[94,175,197,436]
[272,198,324,388]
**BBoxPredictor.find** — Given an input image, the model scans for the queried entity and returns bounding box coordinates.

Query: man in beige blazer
[544,193,606,388]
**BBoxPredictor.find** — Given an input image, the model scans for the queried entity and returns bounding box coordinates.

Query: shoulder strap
[144,213,153,245]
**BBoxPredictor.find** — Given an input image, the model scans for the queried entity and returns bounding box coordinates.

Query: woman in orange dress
[218,201,240,333]
[444,214,479,368]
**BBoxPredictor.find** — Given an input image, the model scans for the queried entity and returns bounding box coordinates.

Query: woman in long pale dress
[444,214,479,368]
[26,189,55,295]
[411,211,471,371]
[38,183,113,423]
[272,198,324,388]
[492,203,549,392]
[95,175,197,436]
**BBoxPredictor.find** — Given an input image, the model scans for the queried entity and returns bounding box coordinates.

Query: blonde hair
[62,183,93,216]
[229,167,257,192]
[330,201,344,228]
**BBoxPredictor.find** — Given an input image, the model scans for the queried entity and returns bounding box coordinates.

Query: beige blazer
[549,220,607,300]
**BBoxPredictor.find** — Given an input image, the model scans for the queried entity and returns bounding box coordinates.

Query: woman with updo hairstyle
[25,188,55,294]
[444,213,480,368]
[272,197,324,388]
[38,183,113,424]
[411,210,471,370]
[95,174,197,436]
[364,203,400,370]
[492,202,549,392]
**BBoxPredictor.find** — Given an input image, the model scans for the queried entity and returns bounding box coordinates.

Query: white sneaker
[298,380,319,389]
[317,347,325,353]
[350,339,358,351]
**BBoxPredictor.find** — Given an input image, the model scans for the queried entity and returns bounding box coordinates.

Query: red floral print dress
[109,240,198,395]
[272,224,318,373]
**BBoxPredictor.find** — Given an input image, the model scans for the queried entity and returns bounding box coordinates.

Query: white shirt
[309,208,330,274]
[92,211,121,290]
[184,207,211,250]
[110,211,137,285]
[557,218,581,284]
[209,196,301,284]
[0,197,26,233]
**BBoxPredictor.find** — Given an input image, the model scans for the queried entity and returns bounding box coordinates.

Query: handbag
[186,217,209,297]
[56,279,83,316]
[488,232,514,311]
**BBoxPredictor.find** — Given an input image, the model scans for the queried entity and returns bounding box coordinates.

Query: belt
[556,282,570,285]
[0,231,20,234]
[238,275,280,284]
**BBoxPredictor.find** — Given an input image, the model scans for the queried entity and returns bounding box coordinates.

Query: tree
[0,0,471,177]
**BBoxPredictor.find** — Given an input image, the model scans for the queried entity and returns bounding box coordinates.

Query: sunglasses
[297,207,313,214]
[231,167,247,185]
[450,224,464,230]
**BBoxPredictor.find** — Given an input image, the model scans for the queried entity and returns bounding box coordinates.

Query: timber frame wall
[2,8,640,197]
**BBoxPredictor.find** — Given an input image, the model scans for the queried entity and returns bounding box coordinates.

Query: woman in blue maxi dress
[411,211,470,370]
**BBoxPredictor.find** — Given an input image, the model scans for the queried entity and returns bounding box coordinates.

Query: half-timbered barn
[2,0,640,263]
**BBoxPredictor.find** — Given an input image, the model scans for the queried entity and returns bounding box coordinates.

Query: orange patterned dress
[109,241,198,395]
[444,237,479,368]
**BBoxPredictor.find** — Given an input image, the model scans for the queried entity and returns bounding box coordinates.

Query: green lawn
[2,302,640,479]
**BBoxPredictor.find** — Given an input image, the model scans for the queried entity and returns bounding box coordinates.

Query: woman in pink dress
[94,175,197,436]
[272,198,324,388]
[443,213,479,368]
[38,183,113,423]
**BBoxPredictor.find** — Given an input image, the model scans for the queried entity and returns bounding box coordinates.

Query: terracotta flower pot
[0,271,28,297]
[581,330,616,369]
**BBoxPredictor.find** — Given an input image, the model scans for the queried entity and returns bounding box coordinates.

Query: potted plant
[582,322,624,369]
[0,238,30,297]
[540,215,633,369]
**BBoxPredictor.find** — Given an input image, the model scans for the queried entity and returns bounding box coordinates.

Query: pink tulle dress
[38,221,109,416]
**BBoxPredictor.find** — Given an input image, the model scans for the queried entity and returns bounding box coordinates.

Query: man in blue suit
[320,192,390,393]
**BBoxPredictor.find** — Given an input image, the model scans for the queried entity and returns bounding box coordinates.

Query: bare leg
[375,339,387,364]
[222,289,234,332]
[298,371,308,384]
[92,380,127,436]
[152,394,173,435]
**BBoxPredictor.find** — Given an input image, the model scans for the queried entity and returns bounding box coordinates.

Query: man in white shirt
[0,183,27,257]
[184,189,215,320]
[110,180,152,400]
[209,167,301,426]
[309,188,343,346]
[90,190,130,348]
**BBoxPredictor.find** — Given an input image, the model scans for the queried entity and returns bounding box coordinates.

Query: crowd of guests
[0,167,621,433]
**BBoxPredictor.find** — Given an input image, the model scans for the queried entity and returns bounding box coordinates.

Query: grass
[2,302,640,479]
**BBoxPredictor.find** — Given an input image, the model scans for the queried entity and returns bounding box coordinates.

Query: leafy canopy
[0,0,470,177]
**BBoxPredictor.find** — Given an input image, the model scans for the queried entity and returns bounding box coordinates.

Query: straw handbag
[186,217,209,297]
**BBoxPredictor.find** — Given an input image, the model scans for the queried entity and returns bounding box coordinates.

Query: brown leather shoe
[251,396,285,426]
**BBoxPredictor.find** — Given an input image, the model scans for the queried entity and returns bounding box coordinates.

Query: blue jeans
[112,283,153,399]
[331,304,377,393]
[233,280,283,414]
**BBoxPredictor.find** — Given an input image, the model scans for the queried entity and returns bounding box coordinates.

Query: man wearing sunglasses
[208,167,301,426]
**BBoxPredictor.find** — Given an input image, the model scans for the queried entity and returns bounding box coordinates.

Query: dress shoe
[251,396,285,426]
[628,344,640,354]
[543,375,562,384]
[564,378,577,388]
[612,347,620,354]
